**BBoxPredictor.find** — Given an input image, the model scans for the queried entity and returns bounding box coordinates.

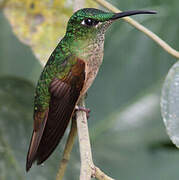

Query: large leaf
[0,11,42,83]
[0,76,81,180]
[91,90,179,180]
[3,0,97,65]
[0,76,34,179]
[161,61,179,148]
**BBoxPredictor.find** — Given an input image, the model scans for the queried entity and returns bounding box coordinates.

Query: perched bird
[26,8,156,171]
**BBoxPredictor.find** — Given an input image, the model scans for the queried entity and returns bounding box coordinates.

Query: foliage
[3,0,97,65]
[0,0,179,179]
[161,62,179,148]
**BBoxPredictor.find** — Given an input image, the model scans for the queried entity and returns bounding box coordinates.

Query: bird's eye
[81,18,99,27]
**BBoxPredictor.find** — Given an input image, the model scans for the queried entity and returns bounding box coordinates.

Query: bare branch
[76,97,94,180]
[76,98,115,180]
[94,0,179,59]
[94,166,115,180]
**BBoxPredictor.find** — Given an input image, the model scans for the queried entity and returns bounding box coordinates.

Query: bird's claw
[75,106,91,119]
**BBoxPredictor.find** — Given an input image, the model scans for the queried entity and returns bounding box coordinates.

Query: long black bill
[111,10,157,20]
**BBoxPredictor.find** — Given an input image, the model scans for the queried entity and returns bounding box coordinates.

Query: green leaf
[0,76,81,180]
[90,88,179,180]
[0,11,42,83]
[0,76,33,180]
[3,0,97,65]
[161,61,179,148]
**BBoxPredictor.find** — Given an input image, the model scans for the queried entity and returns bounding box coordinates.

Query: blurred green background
[0,0,179,179]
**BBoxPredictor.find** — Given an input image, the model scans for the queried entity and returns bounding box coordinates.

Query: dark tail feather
[26,131,39,171]
[26,111,48,172]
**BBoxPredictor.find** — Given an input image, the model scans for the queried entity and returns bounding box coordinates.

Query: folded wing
[26,58,85,171]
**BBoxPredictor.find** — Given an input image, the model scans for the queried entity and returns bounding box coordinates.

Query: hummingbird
[26,8,156,171]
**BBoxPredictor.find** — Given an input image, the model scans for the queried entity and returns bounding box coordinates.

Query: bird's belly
[81,59,102,95]
[79,39,104,96]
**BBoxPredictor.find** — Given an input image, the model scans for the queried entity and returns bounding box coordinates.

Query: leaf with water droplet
[161,61,179,148]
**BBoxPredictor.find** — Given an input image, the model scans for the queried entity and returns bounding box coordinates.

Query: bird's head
[65,8,156,41]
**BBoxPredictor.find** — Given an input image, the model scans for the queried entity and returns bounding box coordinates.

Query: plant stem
[76,97,94,180]
[94,0,179,59]
[94,166,115,180]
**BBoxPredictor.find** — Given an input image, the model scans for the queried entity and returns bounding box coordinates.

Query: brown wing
[26,58,85,171]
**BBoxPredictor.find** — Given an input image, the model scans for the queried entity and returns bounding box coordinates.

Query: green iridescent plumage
[33,9,117,112]
[34,39,75,111]
[26,8,156,171]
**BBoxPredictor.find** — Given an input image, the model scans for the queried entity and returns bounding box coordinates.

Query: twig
[56,97,114,180]
[56,118,77,180]
[76,97,94,180]
[94,0,179,59]
[76,98,115,180]
[94,166,115,180]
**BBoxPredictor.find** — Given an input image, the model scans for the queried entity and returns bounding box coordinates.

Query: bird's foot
[75,106,91,119]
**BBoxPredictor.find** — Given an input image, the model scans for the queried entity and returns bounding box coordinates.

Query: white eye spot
[81,19,86,25]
